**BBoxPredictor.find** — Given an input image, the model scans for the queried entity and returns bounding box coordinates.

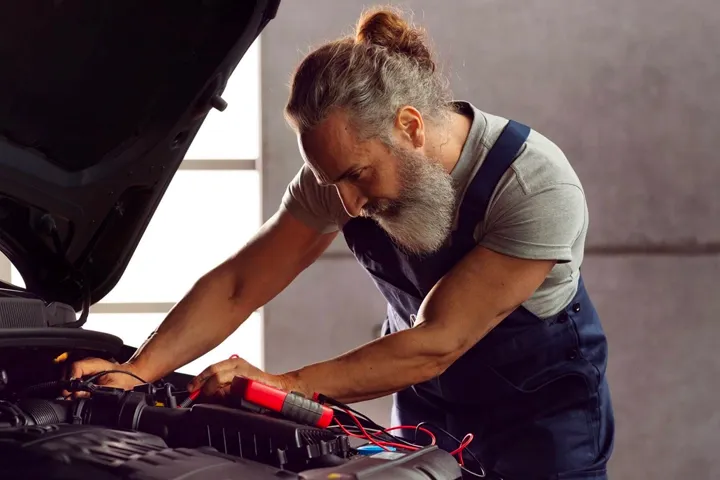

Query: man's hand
[65,358,146,396]
[187,357,288,401]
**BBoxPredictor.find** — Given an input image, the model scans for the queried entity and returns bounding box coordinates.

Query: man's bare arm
[72,208,336,385]
[280,246,555,403]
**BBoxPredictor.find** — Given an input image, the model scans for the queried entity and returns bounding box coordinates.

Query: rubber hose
[17,398,69,425]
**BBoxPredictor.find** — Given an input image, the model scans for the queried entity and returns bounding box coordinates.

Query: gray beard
[361,145,456,256]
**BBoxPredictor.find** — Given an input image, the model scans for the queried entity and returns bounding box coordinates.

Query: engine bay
[0,316,464,479]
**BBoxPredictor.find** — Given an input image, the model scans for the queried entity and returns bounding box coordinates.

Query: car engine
[0,293,463,479]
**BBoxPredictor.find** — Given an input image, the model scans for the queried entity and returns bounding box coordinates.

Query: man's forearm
[126,268,255,382]
[280,325,458,404]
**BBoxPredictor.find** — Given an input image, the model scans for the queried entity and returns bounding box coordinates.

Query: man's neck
[427,110,473,175]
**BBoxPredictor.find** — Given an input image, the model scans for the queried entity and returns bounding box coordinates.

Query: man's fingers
[69,358,112,380]
[188,366,216,392]
[200,371,236,397]
[188,358,241,392]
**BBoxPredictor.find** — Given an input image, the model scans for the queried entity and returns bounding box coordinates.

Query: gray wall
[260,1,720,478]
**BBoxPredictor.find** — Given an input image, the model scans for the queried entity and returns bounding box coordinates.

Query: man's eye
[348,168,366,181]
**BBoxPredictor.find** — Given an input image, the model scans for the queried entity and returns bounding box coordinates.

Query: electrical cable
[450,433,474,465]
[83,369,148,385]
[415,421,486,478]
[327,404,428,451]
[21,370,150,400]
[178,395,195,408]
[331,423,436,450]
[318,394,384,427]
[334,411,435,452]
[319,393,484,477]
[328,423,413,448]
[336,409,407,451]
[328,424,423,445]
[321,394,428,449]
[316,393,482,472]
[377,425,436,447]
[332,411,484,477]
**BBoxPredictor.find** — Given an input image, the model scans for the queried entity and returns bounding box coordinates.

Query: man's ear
[395,106,425,148]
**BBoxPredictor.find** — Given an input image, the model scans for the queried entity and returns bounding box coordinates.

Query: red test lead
[231,376,334,428]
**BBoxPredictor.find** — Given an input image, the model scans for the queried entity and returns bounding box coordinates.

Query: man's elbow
[415,313,510,376]
[414,325,469,376]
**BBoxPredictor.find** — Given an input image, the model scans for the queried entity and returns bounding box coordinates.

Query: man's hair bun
[355,7,435,72]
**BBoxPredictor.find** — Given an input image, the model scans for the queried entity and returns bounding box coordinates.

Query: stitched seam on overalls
[567,313,602,461]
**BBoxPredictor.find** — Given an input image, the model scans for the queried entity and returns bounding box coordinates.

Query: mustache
[361,198,402,217]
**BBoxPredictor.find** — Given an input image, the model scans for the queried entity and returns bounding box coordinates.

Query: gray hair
[284,7,453,141]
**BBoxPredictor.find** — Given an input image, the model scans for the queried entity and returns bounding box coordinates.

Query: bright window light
[83,312,263,373]
[8,170,260,300]
[100,170,260,304]
[184,38,260,160]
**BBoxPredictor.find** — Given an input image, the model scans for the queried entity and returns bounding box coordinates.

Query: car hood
[0,0,279,311]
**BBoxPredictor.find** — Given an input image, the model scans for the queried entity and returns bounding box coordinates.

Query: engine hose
[19,380,66,397]
[16,398,69,425]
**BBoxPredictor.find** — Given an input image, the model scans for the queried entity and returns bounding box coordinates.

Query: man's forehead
[296,114,359,185]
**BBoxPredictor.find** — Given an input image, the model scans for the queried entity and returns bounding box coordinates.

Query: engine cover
[0,423,290,479]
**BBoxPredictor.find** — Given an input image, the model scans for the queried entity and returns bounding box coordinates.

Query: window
[99,170,260,304]
[184,39,259,161]
[0,38,264,372]
[81,313,263,376]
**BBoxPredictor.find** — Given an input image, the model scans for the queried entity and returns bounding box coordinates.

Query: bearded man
[72,7,615,479]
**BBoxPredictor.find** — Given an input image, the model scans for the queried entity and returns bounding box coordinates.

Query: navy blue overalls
[342,121,615,479]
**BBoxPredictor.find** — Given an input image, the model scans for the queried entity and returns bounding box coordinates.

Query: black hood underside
[0,0,279,311]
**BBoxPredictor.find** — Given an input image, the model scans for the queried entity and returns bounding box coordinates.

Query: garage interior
[0,1,717,478]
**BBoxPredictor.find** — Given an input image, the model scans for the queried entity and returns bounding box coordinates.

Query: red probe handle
[231,377,334,428]
[183,354,334,429]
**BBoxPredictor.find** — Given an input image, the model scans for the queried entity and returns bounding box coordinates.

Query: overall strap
[456,120,531,237]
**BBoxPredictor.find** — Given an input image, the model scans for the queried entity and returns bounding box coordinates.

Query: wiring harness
[316,394,487,478]
[19,370,487,477]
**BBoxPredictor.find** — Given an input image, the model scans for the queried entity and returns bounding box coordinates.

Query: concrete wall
[260,1,720,478]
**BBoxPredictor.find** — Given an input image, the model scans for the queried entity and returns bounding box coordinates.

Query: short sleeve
[281,164,349,234]
[479,183,587,263]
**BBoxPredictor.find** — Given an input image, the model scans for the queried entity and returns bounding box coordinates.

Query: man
[72,7,614,479]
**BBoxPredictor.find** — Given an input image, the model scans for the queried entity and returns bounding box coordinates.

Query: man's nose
[336,183,367,218]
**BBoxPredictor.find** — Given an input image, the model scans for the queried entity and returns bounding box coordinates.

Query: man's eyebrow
[314,165,360,187]
[327,165,361,185]
[307,164,330,187]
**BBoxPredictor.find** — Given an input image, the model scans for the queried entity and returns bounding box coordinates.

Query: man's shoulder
[479,110,583,196]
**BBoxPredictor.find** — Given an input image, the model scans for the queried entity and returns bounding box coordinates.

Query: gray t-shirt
[281,102,588,319]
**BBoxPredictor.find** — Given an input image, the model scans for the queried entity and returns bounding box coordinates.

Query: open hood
[0,0,280,312]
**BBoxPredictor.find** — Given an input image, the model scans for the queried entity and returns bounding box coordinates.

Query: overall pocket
[488,350,600,397]
[478,320,605,476]
[484,311,601,396]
